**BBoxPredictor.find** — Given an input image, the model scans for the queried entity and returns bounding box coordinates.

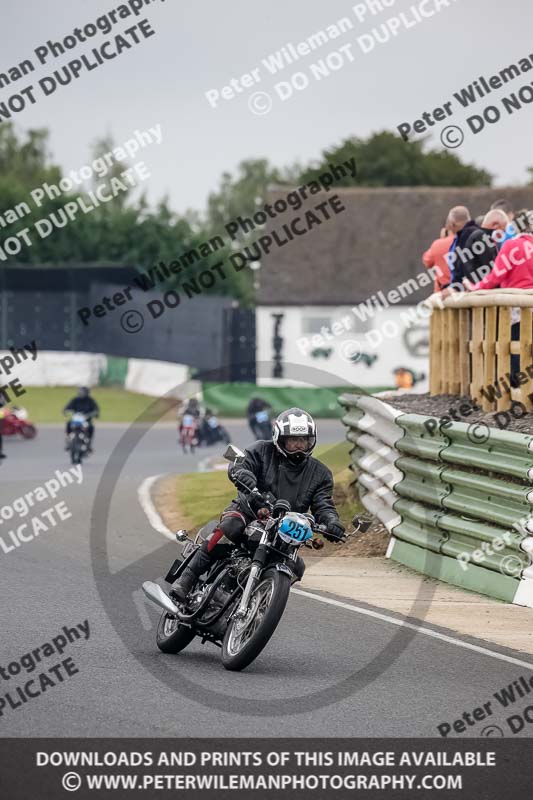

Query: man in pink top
[422,227,454,291]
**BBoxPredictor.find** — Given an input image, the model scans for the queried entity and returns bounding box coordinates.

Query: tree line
[0,123,496,304]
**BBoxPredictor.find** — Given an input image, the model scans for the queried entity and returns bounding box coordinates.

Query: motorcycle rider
[171,407,346,601]
[247,396,272,439]
[63,387,99,451]
[198,408,231,447]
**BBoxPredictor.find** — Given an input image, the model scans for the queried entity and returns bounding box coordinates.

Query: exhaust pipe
[142,581,179,615]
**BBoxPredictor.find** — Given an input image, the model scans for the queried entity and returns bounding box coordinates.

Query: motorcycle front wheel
[70,437,82,465]
[21,424,37,439]
[156,612,196,653]
[221,567,291,671]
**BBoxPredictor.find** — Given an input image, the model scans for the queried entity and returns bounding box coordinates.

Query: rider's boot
[170,548,213,602]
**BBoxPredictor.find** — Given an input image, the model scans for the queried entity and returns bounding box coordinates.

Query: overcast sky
[3,0,533,216]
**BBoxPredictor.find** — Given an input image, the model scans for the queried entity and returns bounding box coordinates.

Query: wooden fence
[428,292,533,412]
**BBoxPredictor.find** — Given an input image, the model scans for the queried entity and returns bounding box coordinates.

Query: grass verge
[11,387,178,424]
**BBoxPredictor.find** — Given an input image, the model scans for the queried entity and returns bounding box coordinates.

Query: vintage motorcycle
[0,406,37,439]
[198,413,231,447]
[143,445,356,671]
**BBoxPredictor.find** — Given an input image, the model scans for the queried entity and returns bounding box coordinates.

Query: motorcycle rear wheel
[156,612,195,653]
[221,568,291,672]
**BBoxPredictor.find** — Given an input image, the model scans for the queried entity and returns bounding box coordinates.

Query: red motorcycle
[0,406,37,439]
[178,414,198,454]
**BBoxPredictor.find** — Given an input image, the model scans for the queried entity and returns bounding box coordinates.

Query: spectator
[490,199,516,248]
[422,225,454,291]
[451,213,499,285]
[464,231,533,292]
[483,208,513,250]
[464,229,533,385]
[445,206,481,286]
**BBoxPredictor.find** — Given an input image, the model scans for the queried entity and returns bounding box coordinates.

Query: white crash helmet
[272,407,317,464]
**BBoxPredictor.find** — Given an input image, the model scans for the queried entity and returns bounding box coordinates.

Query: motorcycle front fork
[234,535,269,619]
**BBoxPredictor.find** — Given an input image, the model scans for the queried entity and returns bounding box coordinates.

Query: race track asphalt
[1,420,532,738]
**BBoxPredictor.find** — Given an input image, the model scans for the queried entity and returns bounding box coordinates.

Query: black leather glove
[323,519,346,542]
[232,468,257,492]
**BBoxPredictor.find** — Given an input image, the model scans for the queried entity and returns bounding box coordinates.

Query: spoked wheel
[221,568,291,671]
[156,612,196,653]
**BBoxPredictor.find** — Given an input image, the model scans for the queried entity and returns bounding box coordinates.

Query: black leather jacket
[64,397,99,417]
[230,440,340,526]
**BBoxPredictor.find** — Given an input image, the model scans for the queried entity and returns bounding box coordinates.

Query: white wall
[257,305,430,389]
[0,351,107,387]
[125,359,192,398]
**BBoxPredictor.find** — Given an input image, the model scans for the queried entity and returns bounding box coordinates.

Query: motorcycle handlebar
[235,485,348,542]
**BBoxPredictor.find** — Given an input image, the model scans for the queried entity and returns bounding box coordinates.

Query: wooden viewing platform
[427,289,533,412]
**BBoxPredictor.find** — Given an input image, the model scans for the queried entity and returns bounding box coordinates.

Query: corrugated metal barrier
[339,393,533,609]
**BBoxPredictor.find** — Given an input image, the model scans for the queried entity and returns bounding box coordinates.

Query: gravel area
[379,392,533,435]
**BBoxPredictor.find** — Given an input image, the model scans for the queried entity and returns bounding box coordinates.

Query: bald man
[484,208,515,250]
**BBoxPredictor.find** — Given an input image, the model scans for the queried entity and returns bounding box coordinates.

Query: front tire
[156,612,195,653]
[21,424,37,439]
[70,437,82,465]
[221,568,291,672]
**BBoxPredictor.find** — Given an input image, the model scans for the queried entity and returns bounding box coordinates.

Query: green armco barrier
[204,384,391,418]
[441,467,533,528]
[396,413,448,461]
[393,499,446,553]
[389,538,520,603]
[439,532,528,575]
[436,511,525,551]
[339,392,533,608]
[395,456,449,507]
[389,520,444,553]
[440,424,533,480]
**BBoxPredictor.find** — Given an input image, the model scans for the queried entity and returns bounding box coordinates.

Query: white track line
[138,477,533,670]
[293,588,533,670]
[137,474,174,541]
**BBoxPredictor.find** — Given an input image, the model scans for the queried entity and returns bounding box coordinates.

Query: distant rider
[63,387,99,452]
[171,407,346,601]
[246,396,272,439]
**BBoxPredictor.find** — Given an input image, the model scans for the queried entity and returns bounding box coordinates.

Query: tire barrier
[339,393,533,609]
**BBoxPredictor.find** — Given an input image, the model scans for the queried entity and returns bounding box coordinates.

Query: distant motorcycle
[199,414,230,447]
[179,414,199,454]
[0,406,37,439]
[66,412,92,465]
[250,409,272,440]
